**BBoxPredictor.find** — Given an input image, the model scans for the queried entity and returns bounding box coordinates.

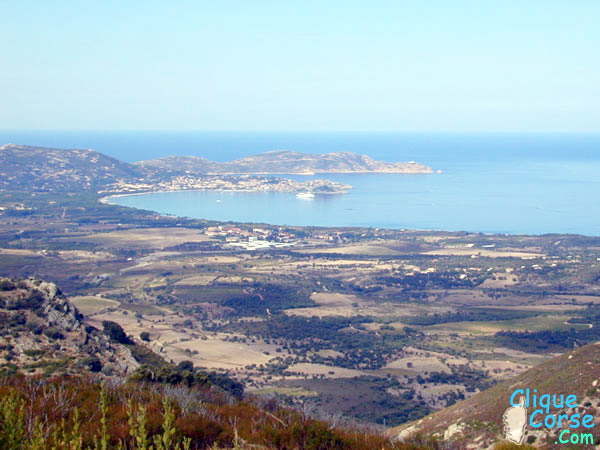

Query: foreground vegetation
[0,374,434,449]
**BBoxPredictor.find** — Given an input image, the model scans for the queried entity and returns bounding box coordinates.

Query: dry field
[296,243,403,255]
[554,294,600,304]
[174,275,217,286]
[385,356,452,373]
[285,293,440,319]
[425,315,589,335]
[250,386,318,397]
[420,248,543,258]
[470,359,531,378]
[0,249,42,256]
[69,295,120,315]
[73,228,210,249]
[479,272,519,288]
[85,306,287,372]
[172,336,279,369]
[284,363,367,379]
[416,383,467,409]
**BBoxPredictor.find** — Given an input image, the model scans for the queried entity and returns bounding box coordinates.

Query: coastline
[100,185,600,236]
[199,168,435,175]
[100,190,451,234]
[99,186,346,206]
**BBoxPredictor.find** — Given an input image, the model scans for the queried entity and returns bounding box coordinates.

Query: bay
[110,157,600,235]
[2,131,599,235]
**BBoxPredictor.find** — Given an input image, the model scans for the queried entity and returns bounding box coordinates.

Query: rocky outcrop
[0,277,140,376]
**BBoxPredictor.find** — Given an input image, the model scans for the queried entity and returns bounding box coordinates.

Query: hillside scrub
[0,374,452,449]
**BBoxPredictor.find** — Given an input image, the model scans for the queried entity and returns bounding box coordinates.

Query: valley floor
[2,202,599,428]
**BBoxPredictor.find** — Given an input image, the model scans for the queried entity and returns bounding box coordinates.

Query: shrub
[42,327,64,340]
[24,290,45,311]
[23,349,45,359]
[26,319,44,335]
[0,279,15,291]
[0,391,26,449]
[102,320,132,344]
[177,361,194,372]
[9,312,27,326]
[80,355,102,372]
[129,344,167,367]
[4,289,45,311]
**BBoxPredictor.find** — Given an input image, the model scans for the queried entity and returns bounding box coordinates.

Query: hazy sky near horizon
[2,1,599,132]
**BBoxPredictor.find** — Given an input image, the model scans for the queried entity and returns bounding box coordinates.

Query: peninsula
[0,145,431,198]
[136,150,434,175]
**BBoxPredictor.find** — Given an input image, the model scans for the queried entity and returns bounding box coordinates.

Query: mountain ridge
[0,144,431,197]
[135,150,434,174]
[0,144,147,193]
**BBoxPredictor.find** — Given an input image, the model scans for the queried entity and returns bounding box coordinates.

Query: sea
[2,131,599,236]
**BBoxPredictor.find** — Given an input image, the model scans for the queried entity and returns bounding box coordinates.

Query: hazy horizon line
[2,129,600,135]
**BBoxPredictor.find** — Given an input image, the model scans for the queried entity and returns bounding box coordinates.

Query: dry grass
[73,227,210,249]
[425,315,589,335]
[311,292,363,306]
[284,363,366,379]
[172,336,279,369]
[251,386,318,397]
[420,248,543,258]
[385,356,452,374]
[69,295,120,315]
[479,272,519,288]
[86,308,284,370]
[173,275,217,286]
[471,359,531,378]
[0,249,40,256]
[297,243,402,255]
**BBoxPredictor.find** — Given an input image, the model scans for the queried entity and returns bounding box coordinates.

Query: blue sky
[2,1,599,131]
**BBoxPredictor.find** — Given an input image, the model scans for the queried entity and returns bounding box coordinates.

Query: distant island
[0,144,432,199]
[136,150,433,175]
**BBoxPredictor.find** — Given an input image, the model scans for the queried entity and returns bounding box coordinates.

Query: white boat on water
[296,192,315,199]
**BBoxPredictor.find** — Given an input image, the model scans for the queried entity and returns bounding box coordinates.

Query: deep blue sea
[2,131,599,235]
